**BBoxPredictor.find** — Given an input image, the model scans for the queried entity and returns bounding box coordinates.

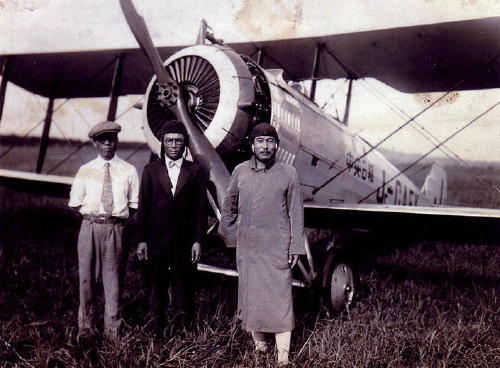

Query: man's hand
[69,206,82,214]
[191,242,201,263]
[137,242,148,261]
[288,254,299,268]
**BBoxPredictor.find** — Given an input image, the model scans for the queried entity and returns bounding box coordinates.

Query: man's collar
[96,155,118,167]
[251,155,275,172]
[165,155,183,168]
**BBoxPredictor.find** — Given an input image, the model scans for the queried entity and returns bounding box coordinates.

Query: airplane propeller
[119,0,230,211]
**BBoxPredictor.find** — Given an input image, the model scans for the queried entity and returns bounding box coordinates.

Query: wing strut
[256,48,264,67]
[36,95,55,174]
[343,78,354,126]
[309,43,323,101]
[107,54,125,122]
[0,57,10,124]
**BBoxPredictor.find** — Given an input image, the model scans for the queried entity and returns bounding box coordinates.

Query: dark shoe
[76,329,95,349]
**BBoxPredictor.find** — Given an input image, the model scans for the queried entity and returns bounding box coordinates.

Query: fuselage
[264,69,430,207]
[143,44,439,208]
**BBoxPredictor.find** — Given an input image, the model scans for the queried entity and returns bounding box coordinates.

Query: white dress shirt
[165,156,183,195]
[68,155,140,218]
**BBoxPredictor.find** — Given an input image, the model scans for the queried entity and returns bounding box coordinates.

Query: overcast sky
[2,0,500,53]
[1,0,500,163]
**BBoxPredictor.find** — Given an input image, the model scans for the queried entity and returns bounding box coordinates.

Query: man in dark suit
[135,120,207,332]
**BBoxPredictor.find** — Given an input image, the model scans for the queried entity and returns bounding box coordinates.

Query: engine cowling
[143,45,268,160]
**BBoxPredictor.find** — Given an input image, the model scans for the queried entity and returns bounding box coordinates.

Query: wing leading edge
[1,169,499,244]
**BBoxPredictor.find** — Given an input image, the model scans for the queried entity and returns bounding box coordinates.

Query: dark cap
[158,120,188,138]
[88,121,121,139]
[250,123,279,143]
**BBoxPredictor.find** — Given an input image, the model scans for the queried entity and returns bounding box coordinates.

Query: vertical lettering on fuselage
[272,97,301,165]
[346,152,374,183]
[273,99,301,135]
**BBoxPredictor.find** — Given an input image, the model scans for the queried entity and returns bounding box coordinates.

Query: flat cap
[250,123,280,142]
[88,121,121,139]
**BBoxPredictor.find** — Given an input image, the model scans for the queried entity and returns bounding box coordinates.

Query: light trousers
[77,219,124,337]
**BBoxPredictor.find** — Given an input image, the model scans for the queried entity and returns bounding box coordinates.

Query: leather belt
[83,215,126,224]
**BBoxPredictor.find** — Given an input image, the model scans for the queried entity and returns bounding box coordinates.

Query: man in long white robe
[221,123,305,365]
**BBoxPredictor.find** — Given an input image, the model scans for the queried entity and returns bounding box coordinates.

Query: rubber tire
[323,254,358,314]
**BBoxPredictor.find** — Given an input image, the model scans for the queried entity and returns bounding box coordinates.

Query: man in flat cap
[135,120,207,334]
[69,120,140,341]
[220,123,305,366]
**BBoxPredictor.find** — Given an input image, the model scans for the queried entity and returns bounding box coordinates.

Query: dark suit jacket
[135,159,207,259]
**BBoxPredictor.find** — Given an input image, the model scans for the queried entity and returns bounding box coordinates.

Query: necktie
[102,162,113,215]
[168,160,178,168]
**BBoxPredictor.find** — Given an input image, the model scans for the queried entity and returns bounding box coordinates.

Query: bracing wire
[46,96,144,174]
[0,56,119,162]
[358,98,500,203]
[0,98,71,160]
[311,50,500,195]
[320,44,500,194]
[353,77,500,194]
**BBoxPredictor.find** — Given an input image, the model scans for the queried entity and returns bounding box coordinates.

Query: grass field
[0,185,499,367]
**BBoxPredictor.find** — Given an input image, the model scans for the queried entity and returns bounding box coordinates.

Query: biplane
[1,0,500,311]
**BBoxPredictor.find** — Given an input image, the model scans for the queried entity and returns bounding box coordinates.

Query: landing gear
[323,253,357,313]
[328,260,356,312]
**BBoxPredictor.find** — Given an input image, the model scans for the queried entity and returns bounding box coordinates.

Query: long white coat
[221,158,305,333]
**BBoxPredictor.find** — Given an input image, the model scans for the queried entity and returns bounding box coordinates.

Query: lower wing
[2,169,499,244]
[305,202,500,244]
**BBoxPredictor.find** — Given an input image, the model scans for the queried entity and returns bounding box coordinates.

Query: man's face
[163,133,186,160]
[92,133,118,161]
[252,135,278,163]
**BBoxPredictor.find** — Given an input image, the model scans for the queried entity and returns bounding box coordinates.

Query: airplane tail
[421,163,447,205]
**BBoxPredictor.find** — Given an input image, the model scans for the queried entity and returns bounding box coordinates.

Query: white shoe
[255,340,268,353]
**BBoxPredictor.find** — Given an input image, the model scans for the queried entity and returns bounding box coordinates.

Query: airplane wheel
[325,258,357,313]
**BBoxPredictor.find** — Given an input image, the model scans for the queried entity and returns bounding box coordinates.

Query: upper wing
[235,16,500,93]
[1,17,500,97]
[304,202,500,244]
[0,47,182,98]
